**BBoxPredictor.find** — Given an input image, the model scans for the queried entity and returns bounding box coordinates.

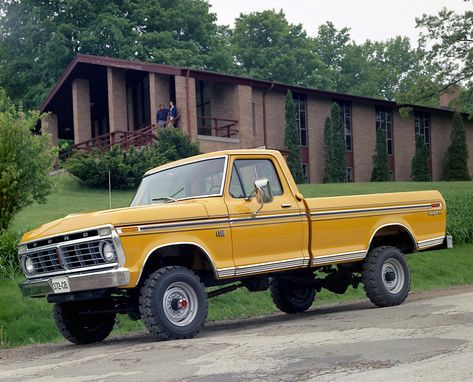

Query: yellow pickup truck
[18,149,450,344]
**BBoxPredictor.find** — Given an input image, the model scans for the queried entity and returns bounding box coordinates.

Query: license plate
[50,277,71,294]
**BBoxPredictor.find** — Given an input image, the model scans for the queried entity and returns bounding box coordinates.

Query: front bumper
[19,267,130,297]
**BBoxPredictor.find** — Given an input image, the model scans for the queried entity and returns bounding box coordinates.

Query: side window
[229,159,283,199]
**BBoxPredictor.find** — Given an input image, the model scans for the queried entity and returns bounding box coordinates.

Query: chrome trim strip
[19,267,130,297]
[123,213,304,234]
[136,241,219,285]
[311,250,367,266]
[417,236,445,249]
[311,203,433,218]
[217,257,308,278]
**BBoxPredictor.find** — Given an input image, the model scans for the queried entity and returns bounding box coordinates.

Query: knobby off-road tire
[270,277,316,314]
[362,246,411,307]
[53,302,116,345]
[139,266,208,341]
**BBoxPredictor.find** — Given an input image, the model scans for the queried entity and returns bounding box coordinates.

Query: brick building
[41,54,473,183]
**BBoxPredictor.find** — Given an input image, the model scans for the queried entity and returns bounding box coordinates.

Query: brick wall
[107,67,127,133]
[175,75,197,139]
[393,110,415,181]
[307,96,331,183]
[72,78,91,143]
[264,90,286,150]
[42,114,58,145]
[252,88,265,148]
[352,101,376,182]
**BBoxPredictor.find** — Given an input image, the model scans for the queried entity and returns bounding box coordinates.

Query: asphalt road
[2,286,473,381]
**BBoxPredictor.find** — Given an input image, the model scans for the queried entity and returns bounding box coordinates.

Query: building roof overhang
[39,53,464,117]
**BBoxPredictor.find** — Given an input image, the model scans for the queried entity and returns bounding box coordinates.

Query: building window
[375,106,393,155]
[335,100,352,152]
[414,112,431,150]
[293,93,307,147]
[346,167,354,182]
[301,163,309,183]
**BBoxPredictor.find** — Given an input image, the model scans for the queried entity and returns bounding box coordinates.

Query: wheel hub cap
[382,258,405,294]
[163,282,198,327]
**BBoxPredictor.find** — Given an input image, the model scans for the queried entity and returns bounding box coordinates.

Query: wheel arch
[136,242,218,287]
[368,223,417,254]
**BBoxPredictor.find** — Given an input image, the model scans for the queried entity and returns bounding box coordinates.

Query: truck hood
[21,201,209,243]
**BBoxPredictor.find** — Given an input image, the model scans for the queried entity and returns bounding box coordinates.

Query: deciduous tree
[0,89,55,231]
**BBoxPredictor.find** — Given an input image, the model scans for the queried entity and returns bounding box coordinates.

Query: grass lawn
[1,175,472,348]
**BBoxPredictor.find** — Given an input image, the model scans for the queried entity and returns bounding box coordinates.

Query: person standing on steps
[156,104,169,128]
[169,101,177,127]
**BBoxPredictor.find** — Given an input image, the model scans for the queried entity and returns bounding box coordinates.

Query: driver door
[224,156,306,275]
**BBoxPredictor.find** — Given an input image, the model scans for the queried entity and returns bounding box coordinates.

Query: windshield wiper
[152,196,177,203]
[151,187,185,204]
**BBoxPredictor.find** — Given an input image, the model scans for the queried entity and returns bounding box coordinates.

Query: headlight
[99,227,112,237]
[18,244,27,254]
[22,256,35,275]
[99,240,116,262]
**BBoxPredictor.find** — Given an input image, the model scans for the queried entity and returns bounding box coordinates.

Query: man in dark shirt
[169,101,177,127]
[156,104,169,127]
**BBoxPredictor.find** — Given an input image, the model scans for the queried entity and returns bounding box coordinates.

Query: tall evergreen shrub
[443,113,470,181]
[371,128,390,181]
[284,91,303,183]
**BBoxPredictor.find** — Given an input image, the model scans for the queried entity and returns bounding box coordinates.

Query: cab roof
[144,149,283,176]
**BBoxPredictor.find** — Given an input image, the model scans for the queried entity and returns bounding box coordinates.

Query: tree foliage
[0,89,55,231]
[283,91,303,183]
[443,113,471,181]
[0,0,233,109]
[323,103,346,183]
[411,135,431,182]
[371,128,390,182]
[416,2,473,115]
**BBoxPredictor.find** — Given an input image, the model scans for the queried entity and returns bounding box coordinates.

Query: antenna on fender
[108,170,112,209]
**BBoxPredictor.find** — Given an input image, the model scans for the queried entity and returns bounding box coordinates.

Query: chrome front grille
[22,238,116,277]
[30,248,63,274]
[61,242,107,269]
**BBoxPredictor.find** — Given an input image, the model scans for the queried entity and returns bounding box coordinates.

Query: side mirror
[248,178,273,217]
[254,178,273,204]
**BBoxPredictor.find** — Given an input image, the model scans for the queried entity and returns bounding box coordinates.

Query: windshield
[130,157,226,206]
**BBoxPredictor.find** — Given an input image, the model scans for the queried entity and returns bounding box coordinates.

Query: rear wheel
[53,302,116,345]
[270,277,316,314]
[362,246,410,307]
[139,266,208,341]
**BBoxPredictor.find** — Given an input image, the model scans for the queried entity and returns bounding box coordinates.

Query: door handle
[281,203,293,208]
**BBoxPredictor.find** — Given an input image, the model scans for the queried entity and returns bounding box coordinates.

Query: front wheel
[270,277,316,314]
[139,266,208,341]
[362,246,410,307]
[53,302,116,345]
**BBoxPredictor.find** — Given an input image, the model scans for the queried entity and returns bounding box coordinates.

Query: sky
[207,0,472,44]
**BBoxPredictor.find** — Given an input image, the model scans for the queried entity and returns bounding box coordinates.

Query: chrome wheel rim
[382,258,404,294]
[163,281,198,327]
